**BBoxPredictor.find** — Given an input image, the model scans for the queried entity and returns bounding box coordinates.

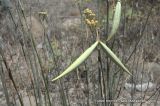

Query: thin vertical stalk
[21,8,52,106]
[82,42,90,106]
[20,34,39,106]
[0,58,10,106]
[0,53,24,106]
[20,43,39,106]
[105,0,109,37]
[16,5,42,104]
[98,49,107,106]
[125,3,153,63]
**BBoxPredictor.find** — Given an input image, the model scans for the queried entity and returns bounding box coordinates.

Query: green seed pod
[107,0,121,41]
[100,41,131,75]
[52,41,99,81]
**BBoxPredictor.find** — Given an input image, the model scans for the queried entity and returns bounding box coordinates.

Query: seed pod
[107,0,121,41]
[100,41,131,75]
[52,41,99,81]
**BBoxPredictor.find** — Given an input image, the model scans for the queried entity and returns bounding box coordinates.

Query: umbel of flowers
[83,8,98,27]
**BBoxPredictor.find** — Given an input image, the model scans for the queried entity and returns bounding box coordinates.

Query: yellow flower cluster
[83,8,98,27]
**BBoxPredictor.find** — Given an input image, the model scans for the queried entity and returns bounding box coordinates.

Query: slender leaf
[100,41,131,75]
[52,41,99,81]
[107,0,121,41]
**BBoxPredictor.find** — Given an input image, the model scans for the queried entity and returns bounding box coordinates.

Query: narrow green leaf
[52,41,99,81]
[100,41,131,75]
[107,0,121,41]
